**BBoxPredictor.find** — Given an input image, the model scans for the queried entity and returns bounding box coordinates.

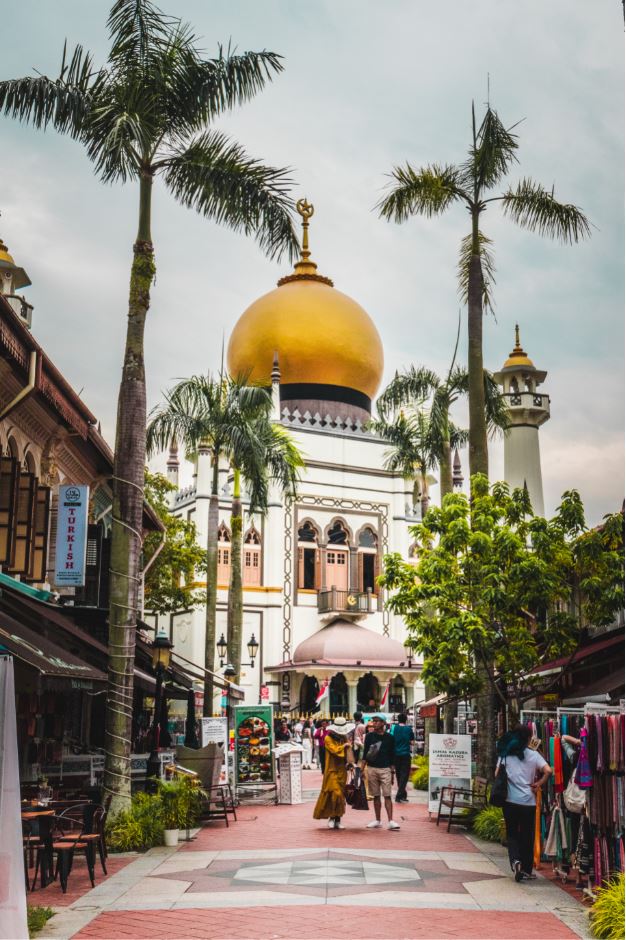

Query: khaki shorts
[366,766,393,798]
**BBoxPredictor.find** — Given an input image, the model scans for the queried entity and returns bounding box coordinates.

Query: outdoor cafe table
[21,809,54,888]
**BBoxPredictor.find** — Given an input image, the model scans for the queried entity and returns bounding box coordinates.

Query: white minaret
[166,437,179,488]
[494,325,550,516]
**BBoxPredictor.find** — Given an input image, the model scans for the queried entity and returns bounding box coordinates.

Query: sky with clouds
[2,0,623,525]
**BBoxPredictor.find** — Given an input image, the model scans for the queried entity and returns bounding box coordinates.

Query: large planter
[163,828,179,847]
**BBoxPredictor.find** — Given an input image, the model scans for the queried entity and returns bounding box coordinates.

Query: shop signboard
[427,733,472,815]
[54,484,89,587]
[260,685,270,701]
[201,716,228,784]
[234,704,274,786]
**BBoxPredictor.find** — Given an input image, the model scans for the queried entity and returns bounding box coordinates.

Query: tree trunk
[227,468,243,684]
[420,470,430,519]
[104,170,155,813]
[439,437,453,500]
[475,668,496,781]
[468,233,489,479]
[203,460,220,717]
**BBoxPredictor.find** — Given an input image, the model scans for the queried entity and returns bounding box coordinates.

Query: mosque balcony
[503,391,550,426]
[317,587,382,621]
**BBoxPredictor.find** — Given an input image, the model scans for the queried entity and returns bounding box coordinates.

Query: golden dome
[501,324,535,370]
[0,239,15,267]
[227,200,383,402]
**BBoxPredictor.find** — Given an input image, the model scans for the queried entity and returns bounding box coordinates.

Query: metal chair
[436,776,488,831]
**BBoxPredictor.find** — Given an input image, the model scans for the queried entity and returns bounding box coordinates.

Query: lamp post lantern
[147,628,173,780]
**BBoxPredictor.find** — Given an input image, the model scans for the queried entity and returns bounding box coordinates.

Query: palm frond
[108,0,173,67]
[500,178,591,244]
[457,230,496,313]
[377,163,468,222]
[376,365,439,417]
[449,422,469,449]
[162,130,298,261]
[483,371,510,438]
[0,42,99,137]
[464,104,519,193]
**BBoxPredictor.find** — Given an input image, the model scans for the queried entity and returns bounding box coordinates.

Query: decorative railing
[504,392,549,409]
[317,587,382,614]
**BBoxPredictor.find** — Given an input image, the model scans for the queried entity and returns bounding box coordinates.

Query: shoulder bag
[489,758,508,807]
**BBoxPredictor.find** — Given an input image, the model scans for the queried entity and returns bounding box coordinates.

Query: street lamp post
[147,628,173,780]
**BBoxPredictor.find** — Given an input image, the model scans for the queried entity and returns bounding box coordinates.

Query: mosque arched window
[243,527,262,587]
[24,450,37,477]
[325,519,350,590]
[297,520,320,591]
[217,522,231,585]
[357,526,379,594]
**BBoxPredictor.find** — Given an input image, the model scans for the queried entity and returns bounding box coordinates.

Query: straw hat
[327,716,355,737]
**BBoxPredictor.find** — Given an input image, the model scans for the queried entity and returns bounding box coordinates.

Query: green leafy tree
[0,0,298,809]
[377,103,590,480]
[142,470,206,615]
[380,475,624,777]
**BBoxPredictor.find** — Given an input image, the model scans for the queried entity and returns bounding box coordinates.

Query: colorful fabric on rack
[575,728,593,788]
[553,736,564,793]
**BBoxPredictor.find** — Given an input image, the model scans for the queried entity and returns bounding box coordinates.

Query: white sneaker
[367,820,382,829]
[328,818,336,829]
[334,821,345,830]
[388,820,400,830]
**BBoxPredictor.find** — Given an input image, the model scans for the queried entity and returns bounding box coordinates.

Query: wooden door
[325,548,348,589]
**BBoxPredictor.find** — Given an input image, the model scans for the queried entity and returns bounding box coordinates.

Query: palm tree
[377,102,590,479]
[370,410,438,518]
[377,364,508,499]
[0,0,298,809]
[227,420,302,685]
[147,375,302,700]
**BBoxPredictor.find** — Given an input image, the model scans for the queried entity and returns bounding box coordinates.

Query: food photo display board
[427,733,472,814]
[234,704,274,786]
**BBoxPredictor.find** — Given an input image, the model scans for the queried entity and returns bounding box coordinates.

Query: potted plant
[159,782,181,846]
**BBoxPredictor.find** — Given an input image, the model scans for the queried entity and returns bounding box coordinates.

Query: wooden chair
[22,822,42,890]
[436,776,488,832]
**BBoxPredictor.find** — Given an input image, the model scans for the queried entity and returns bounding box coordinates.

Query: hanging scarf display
[575,728,593,788]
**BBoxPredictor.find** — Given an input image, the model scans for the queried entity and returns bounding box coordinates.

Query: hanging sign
[54,484,89,587]
[260,685,270,701]
[234,704,274,786]
[427,733,472,815]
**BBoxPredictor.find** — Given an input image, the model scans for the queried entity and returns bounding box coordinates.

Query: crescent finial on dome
[278,197,333,287]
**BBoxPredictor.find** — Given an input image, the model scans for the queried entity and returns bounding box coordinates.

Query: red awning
[530,633,623,676]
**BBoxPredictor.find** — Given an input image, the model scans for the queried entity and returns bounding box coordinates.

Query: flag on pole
[380,680,390,709]
[315,678,329,707]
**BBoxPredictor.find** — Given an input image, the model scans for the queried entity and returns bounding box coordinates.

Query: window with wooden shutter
[9,471,36,575]
[0,456,19,565]
[27,485,51,583]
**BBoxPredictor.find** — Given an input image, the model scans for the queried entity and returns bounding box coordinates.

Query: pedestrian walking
[352,711,366,763]
[275,718,292,743]
[496,724,552,882]
[391,713,414,802]
[361,714,400,830]
[314,719,330,774]
[313,717,355,829]
[301,719,314,769]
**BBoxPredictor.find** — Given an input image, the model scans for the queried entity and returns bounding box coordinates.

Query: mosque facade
[160,202,550,717]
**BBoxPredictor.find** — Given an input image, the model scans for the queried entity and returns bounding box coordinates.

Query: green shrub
[158,777,204,829]
[410,755,429,790]
[590,874,625,940]
[472,805,505,843]
[106,791,164,852]
[28,906,54,937]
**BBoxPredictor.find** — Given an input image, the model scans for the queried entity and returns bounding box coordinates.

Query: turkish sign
[428,733,472,814]
[54,485,89,587]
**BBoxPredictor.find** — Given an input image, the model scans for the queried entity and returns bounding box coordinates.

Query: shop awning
[0,611,107,682]
[418,693,446,717]
[530,634,624,677]
[562,666,625,706]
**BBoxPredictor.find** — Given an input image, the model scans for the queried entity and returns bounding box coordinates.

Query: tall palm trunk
[420,469,430,519]
[227,468,243,684]
[204,459,219,716]
[104,169,155,812]
[439,436,453,499]
[467,237,488,477]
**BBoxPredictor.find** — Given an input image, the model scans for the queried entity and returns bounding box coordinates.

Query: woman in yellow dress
[313,717,355,829]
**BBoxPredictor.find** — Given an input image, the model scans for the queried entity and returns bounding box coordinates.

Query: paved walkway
[39,774,591,940]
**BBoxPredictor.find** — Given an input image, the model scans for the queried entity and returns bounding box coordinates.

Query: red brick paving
[28,855,135,907]
[181,799,477,854]
[75,906,579,939]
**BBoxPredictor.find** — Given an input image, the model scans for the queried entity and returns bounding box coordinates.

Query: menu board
[234,705,274,786]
